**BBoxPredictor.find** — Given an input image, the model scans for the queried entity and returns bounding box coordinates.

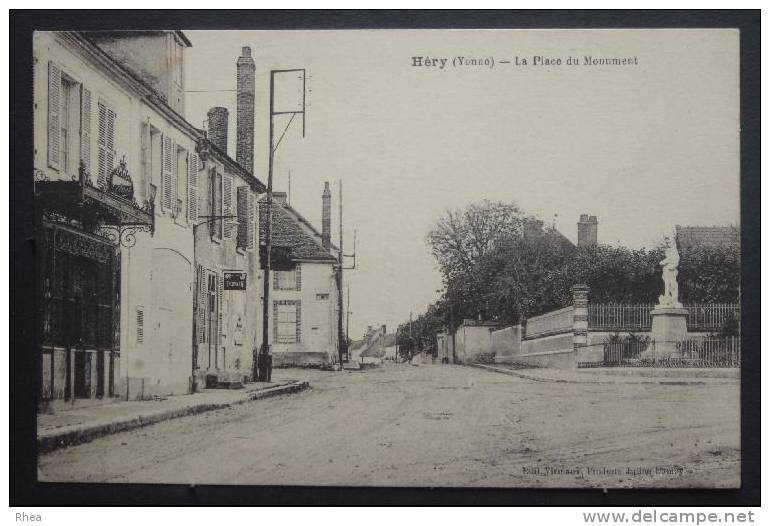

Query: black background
[10,9,761,506]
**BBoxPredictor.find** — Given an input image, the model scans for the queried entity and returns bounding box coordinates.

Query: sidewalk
[38,370,310,453]
[471,363,739,385]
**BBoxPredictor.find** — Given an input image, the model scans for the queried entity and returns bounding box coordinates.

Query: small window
[275,302,300,344]
[275,269,297,290]
[316,293,329,301]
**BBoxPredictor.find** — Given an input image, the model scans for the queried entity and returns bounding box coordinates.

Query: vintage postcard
[32,27,741,489]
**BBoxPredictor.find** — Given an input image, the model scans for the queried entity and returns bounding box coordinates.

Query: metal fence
[578,337,740,368]
[588,303,740,332]
[685,303,740,332]
[588,303,653,331]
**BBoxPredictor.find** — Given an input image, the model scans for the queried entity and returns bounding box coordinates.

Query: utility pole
[337,180,344,369]
[345,285,351,356]
[258,68,306,382]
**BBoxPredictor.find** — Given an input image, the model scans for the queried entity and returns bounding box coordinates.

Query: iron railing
[588,303,740,332]
[577,337,740,368]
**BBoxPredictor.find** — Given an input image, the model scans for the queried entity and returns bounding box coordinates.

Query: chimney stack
[236,46,256,173]
[273,192,288,206]
[321,182,331,251]
[206,107,228,153]
[577,214,598,247]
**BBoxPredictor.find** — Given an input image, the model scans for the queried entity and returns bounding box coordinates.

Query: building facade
[34,31,202,402]
[260,188,340,367]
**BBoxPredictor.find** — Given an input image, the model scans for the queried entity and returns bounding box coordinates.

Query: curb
[470,364,716,386]
[38,380,310,454]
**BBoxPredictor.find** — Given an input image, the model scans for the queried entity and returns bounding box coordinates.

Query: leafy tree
[427,200,524,283]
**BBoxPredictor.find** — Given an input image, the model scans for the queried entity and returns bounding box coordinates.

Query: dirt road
[38,364,740,488]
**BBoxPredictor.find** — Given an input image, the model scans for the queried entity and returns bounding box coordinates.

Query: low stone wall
[522,331,573,355]
[491,326,521,359]
[272,351,331,368]
[507,349,577,369]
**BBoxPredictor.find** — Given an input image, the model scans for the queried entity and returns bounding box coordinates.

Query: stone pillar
[647,306,689,360]
[236,46,256,174]
[571,284,590,367]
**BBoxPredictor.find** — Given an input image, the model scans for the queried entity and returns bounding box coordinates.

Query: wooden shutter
[79,86,92,177]
[47,61,61,170]
[188,153,199,223]
[247,190,255,250]
[217,272,225,347]
[236,185,248,248]
[162,135,173,211]
[97,102,115,190]
[197,265,207,345]
[223,175,233,237]
[136,307,144,345]
[140,122,150,198]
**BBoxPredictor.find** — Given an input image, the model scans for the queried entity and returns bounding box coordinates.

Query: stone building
[34,31,202,402]
[259,186,340,367]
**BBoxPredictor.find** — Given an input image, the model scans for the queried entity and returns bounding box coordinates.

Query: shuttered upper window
[97,101,116,190]
[236,185,255,250]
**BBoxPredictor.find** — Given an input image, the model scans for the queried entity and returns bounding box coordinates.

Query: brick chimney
[206,107,228,153]
[236,46,255,173]
[321,182,331,251]
[577,214,598,247]
[273,191,288,206]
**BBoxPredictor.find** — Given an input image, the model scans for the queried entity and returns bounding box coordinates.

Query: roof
[259,199,337,263]
[383,333,398,347]
[348,339,366,351]
[675,225,740,253]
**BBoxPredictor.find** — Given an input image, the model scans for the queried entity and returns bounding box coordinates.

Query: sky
[182,29,740,340]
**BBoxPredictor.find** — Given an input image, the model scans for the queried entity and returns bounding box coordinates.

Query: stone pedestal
[644,307,689,360]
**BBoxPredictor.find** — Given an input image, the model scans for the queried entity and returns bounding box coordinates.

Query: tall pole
[337,180,345,369]
[346,285,350,350]
[258,72,276,382]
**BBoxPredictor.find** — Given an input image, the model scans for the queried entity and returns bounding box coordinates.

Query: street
[38,364,740,488]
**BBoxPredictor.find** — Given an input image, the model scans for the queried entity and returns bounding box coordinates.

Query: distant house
[259,185,340,367]
[354,325,388,365]
[675,225,740,253]
[383,333,399,361]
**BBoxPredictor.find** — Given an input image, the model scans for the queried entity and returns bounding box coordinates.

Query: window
[47,62,86,175]
[59,77,77,175]
[150,127,162,190]
[316,293,329,301]
[274,267,300,290]
[274,301,300,344]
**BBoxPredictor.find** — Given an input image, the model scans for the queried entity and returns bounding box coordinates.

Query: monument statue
[658,230,683,309]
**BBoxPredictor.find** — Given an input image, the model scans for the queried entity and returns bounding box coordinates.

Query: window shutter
[236,186,248,248]
[217,272,225,346]
[162,135,173,211]
[136,307,144,345]
[47,61,61,170]
[197,266,207,344]
[223,175,233,237]
[188,153,199,223]
[140,122,150,197]
[247,190,255,250]
[296,264,302,291]
[97,102,115,190]
[80,86,92,177]
[198,265,209,343]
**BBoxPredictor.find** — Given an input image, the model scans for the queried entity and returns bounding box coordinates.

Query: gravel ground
[38,364,740,488]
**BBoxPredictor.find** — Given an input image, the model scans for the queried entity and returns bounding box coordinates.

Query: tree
[427,200,524,283]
